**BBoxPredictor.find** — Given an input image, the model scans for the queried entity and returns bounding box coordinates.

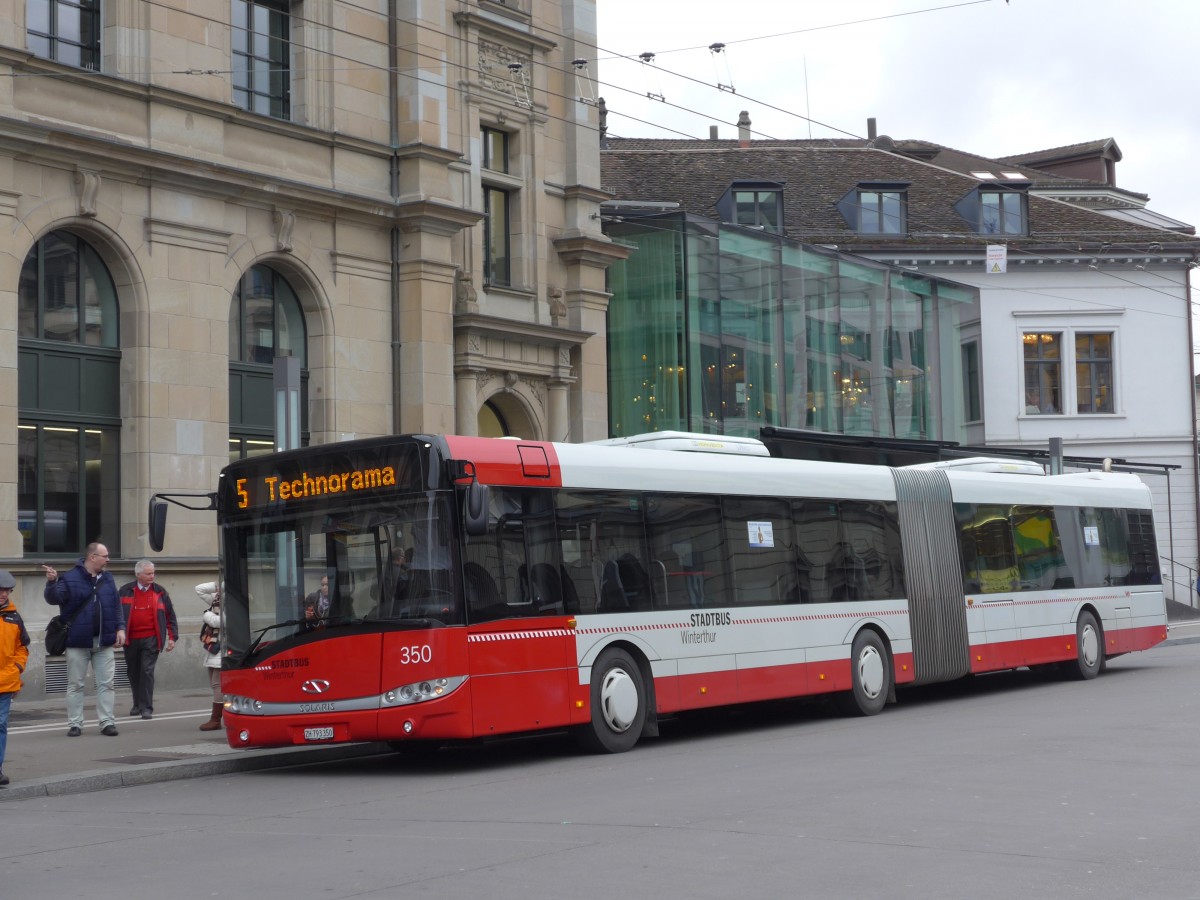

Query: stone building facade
[2,0,623,692]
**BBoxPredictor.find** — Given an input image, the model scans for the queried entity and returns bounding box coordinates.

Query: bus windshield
[221,490,463,662]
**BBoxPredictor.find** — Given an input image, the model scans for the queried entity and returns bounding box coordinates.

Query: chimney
[737,110,751,147]
[710,125,719,140]
[867,117,877,141]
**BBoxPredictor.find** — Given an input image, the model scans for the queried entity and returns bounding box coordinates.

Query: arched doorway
[477,389,537,440]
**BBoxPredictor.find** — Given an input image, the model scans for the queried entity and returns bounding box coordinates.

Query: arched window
[17,231,121,555]
[228,264,308,460]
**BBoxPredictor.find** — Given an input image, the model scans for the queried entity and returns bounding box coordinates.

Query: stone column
[455,368,481,436]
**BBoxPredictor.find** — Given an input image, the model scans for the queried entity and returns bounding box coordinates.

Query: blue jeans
[0,691,12,771]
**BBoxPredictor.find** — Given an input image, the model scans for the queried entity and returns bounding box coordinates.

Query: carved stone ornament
[455,268,479,314]
[74,169,100,218]
[479,39,533,109]
[273,209,295,253]
[547,286,567,325]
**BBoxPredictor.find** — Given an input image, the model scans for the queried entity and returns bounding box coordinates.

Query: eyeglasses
[91,553,109,559]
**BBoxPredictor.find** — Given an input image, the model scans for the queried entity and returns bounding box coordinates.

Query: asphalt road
[3,638,1199,899]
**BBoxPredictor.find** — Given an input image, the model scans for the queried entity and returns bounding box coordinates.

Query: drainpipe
[1188,261,1199,607]
[388,0,402,435]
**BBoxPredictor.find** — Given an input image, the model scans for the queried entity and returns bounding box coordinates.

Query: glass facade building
[604,213,980,442]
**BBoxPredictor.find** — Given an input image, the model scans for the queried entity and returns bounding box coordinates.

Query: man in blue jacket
[44,543,126,737]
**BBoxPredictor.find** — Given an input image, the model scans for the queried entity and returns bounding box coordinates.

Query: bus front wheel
[577,648,646,754]
[1068,611,1104,680]
[837,629,891,717]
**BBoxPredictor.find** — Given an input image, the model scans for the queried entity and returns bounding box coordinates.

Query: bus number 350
[397,645,432,664]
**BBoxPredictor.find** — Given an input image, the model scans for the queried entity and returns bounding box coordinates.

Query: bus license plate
[303,726,334,742]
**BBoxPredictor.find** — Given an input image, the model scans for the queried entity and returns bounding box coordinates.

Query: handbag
[44,581,95,656]
[200,608,221,655]
[45,607,87,656]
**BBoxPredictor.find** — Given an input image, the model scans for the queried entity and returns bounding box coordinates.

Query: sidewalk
[0,685,387,802]
[4,614,1199,802]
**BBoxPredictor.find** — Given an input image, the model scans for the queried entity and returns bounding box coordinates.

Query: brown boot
[199,702,223,731]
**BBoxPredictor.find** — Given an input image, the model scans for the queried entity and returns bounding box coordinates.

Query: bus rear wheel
[836,630,890,717]
[577,648,646,753]
[1068,611,1104,680]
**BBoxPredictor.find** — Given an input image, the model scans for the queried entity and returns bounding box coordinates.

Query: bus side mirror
[464,481,489,537]
[148,496,168,552]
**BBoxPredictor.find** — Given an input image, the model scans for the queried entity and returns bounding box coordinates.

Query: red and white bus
[154,431,1167,753]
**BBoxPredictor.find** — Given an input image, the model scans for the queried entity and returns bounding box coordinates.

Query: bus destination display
[225,444,419,512]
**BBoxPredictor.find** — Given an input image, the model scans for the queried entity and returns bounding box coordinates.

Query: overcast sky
[594,0,1198,228]
[593,0,1200,365]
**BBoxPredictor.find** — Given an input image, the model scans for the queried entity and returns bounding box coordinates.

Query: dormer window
[717,181,783,233]
[980,190,1025,234]
[955,184,1028,235]
[735,190,780,230]
[859,189,905,233]
[837,182,908,234]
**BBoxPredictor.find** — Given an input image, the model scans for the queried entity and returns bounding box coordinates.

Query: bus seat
[529,562,563,614]
[598,558,627,611]
[617,553,652,610]
[464,562,500,611]
[558,565,580,613]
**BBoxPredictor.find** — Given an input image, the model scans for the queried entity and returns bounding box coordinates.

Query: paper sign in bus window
[748,521,774,548]
[1083,526,1099,546]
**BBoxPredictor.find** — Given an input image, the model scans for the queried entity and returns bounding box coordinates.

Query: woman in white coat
[195,582,223,731]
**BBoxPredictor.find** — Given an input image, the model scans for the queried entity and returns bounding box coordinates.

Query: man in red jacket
[118,560,178,719]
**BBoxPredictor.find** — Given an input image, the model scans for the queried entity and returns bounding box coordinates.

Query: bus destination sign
[235,465,398,509]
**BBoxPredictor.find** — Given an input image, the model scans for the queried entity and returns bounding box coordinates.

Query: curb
[0,741,391,802]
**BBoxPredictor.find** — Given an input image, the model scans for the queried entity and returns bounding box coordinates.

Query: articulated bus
[156,432,1167,753]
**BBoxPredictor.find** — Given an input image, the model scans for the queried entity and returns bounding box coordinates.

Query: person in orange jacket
[0,569,31,787]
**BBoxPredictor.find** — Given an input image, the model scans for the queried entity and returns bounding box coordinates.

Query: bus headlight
[381,675,465,707]
[226,695,265,715]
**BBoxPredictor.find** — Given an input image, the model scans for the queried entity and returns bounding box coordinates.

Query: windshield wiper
[238,615,363,664]
[239,619,303,664]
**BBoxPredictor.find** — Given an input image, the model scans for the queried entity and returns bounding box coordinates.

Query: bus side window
[1011,506,1066,590]
[558,489,650,615]
[840,500,905,601]
[645,493,726,609]
[960,504,1018,594]
[722,497,800,606]
[795,500,840,604]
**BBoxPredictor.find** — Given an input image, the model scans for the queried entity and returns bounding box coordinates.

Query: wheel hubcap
[600,667,638,733]
[1080,624,1099,668]
[857,646,885,700]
